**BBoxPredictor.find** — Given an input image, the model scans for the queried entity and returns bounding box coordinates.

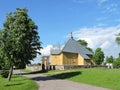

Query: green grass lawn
[22,69,34,73]
[0,75,38,90]
[47,68,120,90]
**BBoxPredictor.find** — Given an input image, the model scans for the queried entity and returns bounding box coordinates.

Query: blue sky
[0,0,120,63]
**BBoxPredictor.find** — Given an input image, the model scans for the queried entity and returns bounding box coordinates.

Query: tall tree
[119,53,120,58]
[2,8,42,81]
[93,48,105,65]
[106,56,114,63]
[77,39,93,52]
[116,33,120,45]
[0,30,3,69]
[113,53,120,67]
[77,39,88,47]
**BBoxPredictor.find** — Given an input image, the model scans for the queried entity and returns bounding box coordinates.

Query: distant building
[41,56,50,70]
[50,33,95,70]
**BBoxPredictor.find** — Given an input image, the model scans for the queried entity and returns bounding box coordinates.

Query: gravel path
[14,70,111,90]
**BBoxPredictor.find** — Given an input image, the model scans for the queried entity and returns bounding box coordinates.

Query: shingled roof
[51,38,93,59]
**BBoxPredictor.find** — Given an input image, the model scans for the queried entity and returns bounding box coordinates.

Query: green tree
[113,57,120,67]
[86,47,93,53]
[93,48,105,65]
[116,33,120,45]
[119,53,120,58]
[2,8,42,81]
[106,56,114,63]
[0,30,3,69]
[77,39,88,47]
[0,30,10,78]
[77,39,93,52]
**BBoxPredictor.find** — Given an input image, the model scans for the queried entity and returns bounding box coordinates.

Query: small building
[50,34,95,70]
[41,56,50,70]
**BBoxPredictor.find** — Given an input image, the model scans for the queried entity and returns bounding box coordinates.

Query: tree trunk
[8,65,13,81]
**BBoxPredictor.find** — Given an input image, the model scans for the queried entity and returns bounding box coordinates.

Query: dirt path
[14,70,110,90]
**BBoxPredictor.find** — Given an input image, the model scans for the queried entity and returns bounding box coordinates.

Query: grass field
[47,68,120,90]
[0,75,38,90]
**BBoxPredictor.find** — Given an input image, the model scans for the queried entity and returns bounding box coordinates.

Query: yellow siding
[78,54,85,65]
[81,58,95,65]
[50,52,95,66]
[50,53,63,65]
[63,52,78,65]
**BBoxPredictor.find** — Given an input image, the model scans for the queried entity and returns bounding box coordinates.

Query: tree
[113,53,120,67]
[116,33,120,45]
[0,30,10,78]
[113,57,120,67]
[119,53,120,58]
[106,56,114,63]
[77,39,88,47]
[2,8,42,81]
[93,48,105,65]
[77,39,93,52]
[86,47,93,53]
[0,30,3,61]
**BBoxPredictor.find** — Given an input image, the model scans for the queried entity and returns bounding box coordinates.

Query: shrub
[0,70,9,78]
[113,58,120,68]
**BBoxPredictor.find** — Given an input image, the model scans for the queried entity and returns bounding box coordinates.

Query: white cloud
[97,0,108,5]
[73,0,108,5]
[32,45,53,64]
[100,41,111,49]
[105,3,118,13]
[40,45,53,56]
[38,25,120,58]
[40,44,64,56]
[95,23,107,27]
[73,0,89,3]
[100,3,119,15]
[96,17,108,21]
[73,25,120,57]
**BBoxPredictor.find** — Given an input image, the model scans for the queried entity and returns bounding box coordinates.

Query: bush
[0,70,9,78]
[113,58,120,68]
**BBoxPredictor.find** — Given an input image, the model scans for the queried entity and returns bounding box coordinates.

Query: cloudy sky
[0,0,120,63]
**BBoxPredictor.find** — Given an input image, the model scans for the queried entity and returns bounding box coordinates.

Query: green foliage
[77,39,88,47]
[113,58,120,67]
[0,45,11,70]
[116,33,120,45]
[106,56,114,63]
[0,75,38,90]
[0,8,42,81]
[3,8,42,66]
[93,48,105,65]
[77,39,93,52]
[86,47,93,53]
[0,70,9,78]
[119,53,120,58]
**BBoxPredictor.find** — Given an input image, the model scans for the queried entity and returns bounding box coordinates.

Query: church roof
[62,39,93,59]
[51,37,93,59]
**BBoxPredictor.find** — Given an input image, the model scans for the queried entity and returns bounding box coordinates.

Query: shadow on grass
[29,70,48,74]
[31,75,57,81]
[50,71,81,79]
[31,71,81,81]
[5,83,23,87]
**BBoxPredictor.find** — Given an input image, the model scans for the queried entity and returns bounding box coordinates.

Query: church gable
[50,33,94,66]
[61,38,93,60]
[51,38,93,60]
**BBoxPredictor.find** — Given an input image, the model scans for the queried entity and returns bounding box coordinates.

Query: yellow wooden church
[50,34,95,69]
